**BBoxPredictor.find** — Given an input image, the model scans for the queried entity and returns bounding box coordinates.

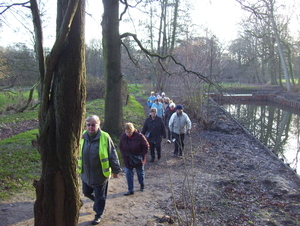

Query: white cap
[161,92,165,95]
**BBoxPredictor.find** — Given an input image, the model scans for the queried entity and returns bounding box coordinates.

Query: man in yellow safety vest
[79,115,121,225]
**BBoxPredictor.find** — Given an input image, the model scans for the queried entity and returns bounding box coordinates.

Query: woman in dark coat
[119,122,149,195]
[141,107,166,162]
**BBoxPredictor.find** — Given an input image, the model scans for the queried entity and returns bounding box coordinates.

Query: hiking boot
[124,191,134,196]
[91,216,101,225]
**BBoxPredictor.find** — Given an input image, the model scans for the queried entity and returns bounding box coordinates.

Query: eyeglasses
[86,124,97,127]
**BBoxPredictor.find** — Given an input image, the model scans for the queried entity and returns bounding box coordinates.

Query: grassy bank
[0,92,146,200]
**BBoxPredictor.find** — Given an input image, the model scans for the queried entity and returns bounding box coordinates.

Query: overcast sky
[0,0,298,48]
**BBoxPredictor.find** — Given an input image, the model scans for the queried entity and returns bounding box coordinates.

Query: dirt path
[1,99,300,225]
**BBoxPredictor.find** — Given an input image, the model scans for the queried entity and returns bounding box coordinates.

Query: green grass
[86,99,105,119]
[123,95,145,129]
[0,90,147,201]
[0,129,40,200]
[128,84,145,97]
[0,88,39,112]
[0,110,39,124]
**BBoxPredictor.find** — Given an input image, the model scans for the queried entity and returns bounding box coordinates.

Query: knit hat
[169,103,176,108]
[176,104,183,110]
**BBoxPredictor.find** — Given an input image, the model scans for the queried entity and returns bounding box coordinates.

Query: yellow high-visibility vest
[78,130,111,177]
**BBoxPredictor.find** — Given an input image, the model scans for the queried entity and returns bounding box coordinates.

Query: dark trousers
[167,126,172,140]
[82,180,108,218]
[173,133,185,156]
[149,142,162,160]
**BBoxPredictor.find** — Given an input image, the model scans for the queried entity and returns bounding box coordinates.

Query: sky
[0,0,244,48]
[190,0,243,43]
[0,0,298,48]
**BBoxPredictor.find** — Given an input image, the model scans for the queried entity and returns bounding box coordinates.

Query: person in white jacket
[168,104,191,156]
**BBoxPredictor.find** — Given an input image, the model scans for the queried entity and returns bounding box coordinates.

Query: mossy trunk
[34,0,86,225]
[101,0,124,136]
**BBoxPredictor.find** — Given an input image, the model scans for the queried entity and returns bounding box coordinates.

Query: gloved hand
[186,129,190,135]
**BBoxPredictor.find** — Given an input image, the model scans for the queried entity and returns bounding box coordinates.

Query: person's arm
[141,119,148,135]
[186,114,192,134]
[169,113,175,133]
[108,137,121,174]
[118,136,126,159]
[140,134,149,158]
[160,118,166,138]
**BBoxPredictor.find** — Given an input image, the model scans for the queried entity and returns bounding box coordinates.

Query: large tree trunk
[34,0,85,225]
[101,0,123,136]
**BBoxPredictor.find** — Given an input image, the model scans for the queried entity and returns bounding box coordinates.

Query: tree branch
[0,1,30,14]
[40,0,79,116]
[17,80,40,112]
[121,40,139,68]
[120,32,215,86]
[119,0,128,21]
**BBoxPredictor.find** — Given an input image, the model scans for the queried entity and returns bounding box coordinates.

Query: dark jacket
[164,106,176,126]
[81,129,121,186]
[119,130,149,169]
[141,115,166,144]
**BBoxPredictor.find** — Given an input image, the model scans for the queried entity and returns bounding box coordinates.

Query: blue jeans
[125,165,145,192]
[82,180,108,218]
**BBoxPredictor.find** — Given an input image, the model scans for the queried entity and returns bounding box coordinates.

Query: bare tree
[237,0,291,90]
[101,0,124,135]
[30,0,86,225]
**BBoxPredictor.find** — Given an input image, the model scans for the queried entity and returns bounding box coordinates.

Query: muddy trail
[1,94,300,225]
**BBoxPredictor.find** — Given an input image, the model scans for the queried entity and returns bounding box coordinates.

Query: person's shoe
[173,153,177,157]
[124,191,134,196]
[91,216,101,225]
[167,139,171,143]
[140,184,145,191]
[172,138,176,142]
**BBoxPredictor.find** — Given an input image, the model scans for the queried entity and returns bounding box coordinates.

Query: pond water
[221,100,300,174]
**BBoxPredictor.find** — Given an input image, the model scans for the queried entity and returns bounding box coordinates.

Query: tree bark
[34,0,85,225]
[101,0,124,135]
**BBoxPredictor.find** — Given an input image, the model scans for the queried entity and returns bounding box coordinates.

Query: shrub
[86,74,105,101]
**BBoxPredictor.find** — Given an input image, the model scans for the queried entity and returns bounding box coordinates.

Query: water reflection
[221,101,300,173]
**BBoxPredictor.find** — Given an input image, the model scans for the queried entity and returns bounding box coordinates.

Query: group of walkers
[145,91,192,160]
[78,91,191,225]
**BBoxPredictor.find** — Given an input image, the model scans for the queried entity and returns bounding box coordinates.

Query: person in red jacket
[119,122,149,195]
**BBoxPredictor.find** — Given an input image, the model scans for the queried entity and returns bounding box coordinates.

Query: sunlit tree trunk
[33,0,85,225]
[101,0,123,135]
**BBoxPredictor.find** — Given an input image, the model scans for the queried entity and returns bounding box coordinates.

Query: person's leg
[156,142,162,160]
[82,180,95,201]
[149,143,155,162]
[167,127,171,142]
[136,164,145,191]
[124,167,134,193]
[93,181,108,218]
[178,134,185,156]
[173,133,179,156]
